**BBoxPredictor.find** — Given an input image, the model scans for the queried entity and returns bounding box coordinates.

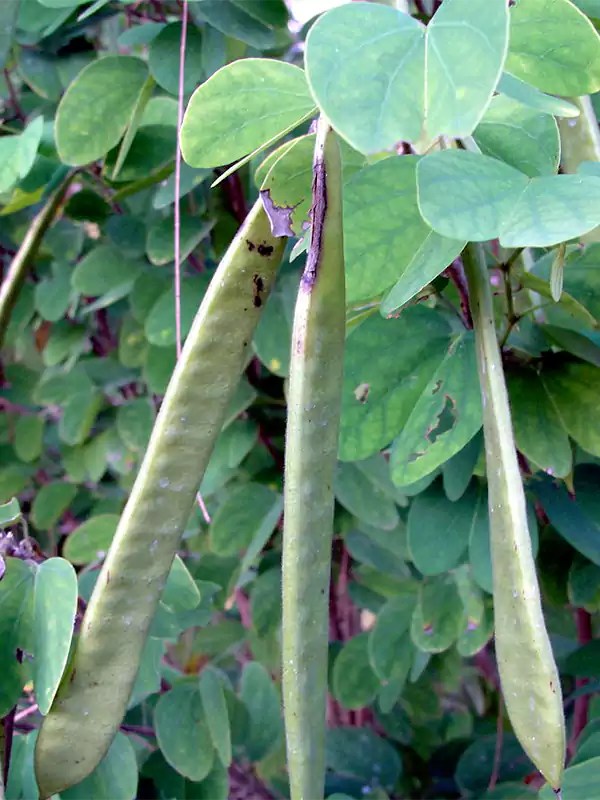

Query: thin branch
[445,258,473,329]
[569,608,593,757]
[488,696,504,792]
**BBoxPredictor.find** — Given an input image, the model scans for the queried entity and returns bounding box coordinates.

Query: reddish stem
[570,608,593,756]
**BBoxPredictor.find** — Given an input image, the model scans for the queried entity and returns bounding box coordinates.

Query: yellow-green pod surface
[463,244,565,790]
[34,200,286,798]
[282,118,346,800]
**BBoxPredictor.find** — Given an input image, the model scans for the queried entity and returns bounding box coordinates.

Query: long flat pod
[34,200,286,798]
[282,117,345,800]
[463,243,565,791]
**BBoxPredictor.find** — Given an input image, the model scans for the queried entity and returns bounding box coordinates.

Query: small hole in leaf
[426,394,457,445]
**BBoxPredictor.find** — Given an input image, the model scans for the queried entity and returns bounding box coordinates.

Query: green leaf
[540,362,600,457]
[334,461,399,530]
[209,483,281,556]
[190,0,282,49]
[143,345,177,395]
[469,489,539,594]
[161,555,201,613]
[72,245,142,300]
[507,367,572,478]
[18,49,62,101]
[199,668,232,767]
[456,734,533,797]
[33,557,77,714]
[0,116,44,193]
[417,149,600,247]
[408,481,478,575]
[252,271,298,377]
[144,275,209,347]
[410,575,464,653]
[506,0,600,96]
[146,214,214,266]
[339,307,452,462]
[0,0,19,70]
[155,681,215,781]
[59,388,103,446]
[344,157,465,306]
[325,727,402,794]
[305,3,425,154]
[542,325,600,369]
[240,661,283,761]
[55,56,150,166]
[424,0,509,139]
[0,466,31,504]
[497,72,579,119]
[473,95,560,177]
[333,632,380,710]
[0,558,34,716]
[63,514,119,564]
[250,568,281,636]
[181,59,315,169]
[534,467,600,566]
[31,481,77,529]
[368,596,416,682]
[442,432,483,502]
[14,415,45,463]
[533,243,600,321]
[539,756,600,800]
[391,333,483,487]
[60,732,139,800]
[116,398,155,453]
[149,22,204,96]
[0,497,21,527]
[130,271,170,324]
[34,262,74,322]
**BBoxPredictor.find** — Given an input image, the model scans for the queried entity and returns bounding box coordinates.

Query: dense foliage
[3,0,600,798]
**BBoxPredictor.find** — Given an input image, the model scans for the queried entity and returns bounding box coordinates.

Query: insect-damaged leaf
[391,332,483,488]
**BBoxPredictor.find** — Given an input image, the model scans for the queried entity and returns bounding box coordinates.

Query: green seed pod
[34,199,286,798]
[282,117,346,800]
[463,243,565,791]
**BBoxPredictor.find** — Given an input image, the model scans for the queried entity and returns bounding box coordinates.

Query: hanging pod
[34,199,287,798]
[281,117,346,800]
[463,243,566,791]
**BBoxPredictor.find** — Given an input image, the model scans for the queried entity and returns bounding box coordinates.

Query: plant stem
[569,608,593,756]
[0,170,77,348]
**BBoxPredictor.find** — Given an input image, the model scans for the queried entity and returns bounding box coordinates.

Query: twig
[3,69,24,122]
[445,258,473,329]
[0,170,77,348]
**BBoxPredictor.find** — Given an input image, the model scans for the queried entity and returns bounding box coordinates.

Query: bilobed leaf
[344,157,465,306]
[391,333,483,487]
[33,557,77,714]
[199,668,232,766]
[63,514,119,564]
[339,307,452,462]
[506,0,600,96]
[417,149,600,247]
[55,56,149,166]
[305,3,425,154]
[155,681,215,781]
[181,59,315,169]
[473,95,560,177]
[425,0,509,139]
